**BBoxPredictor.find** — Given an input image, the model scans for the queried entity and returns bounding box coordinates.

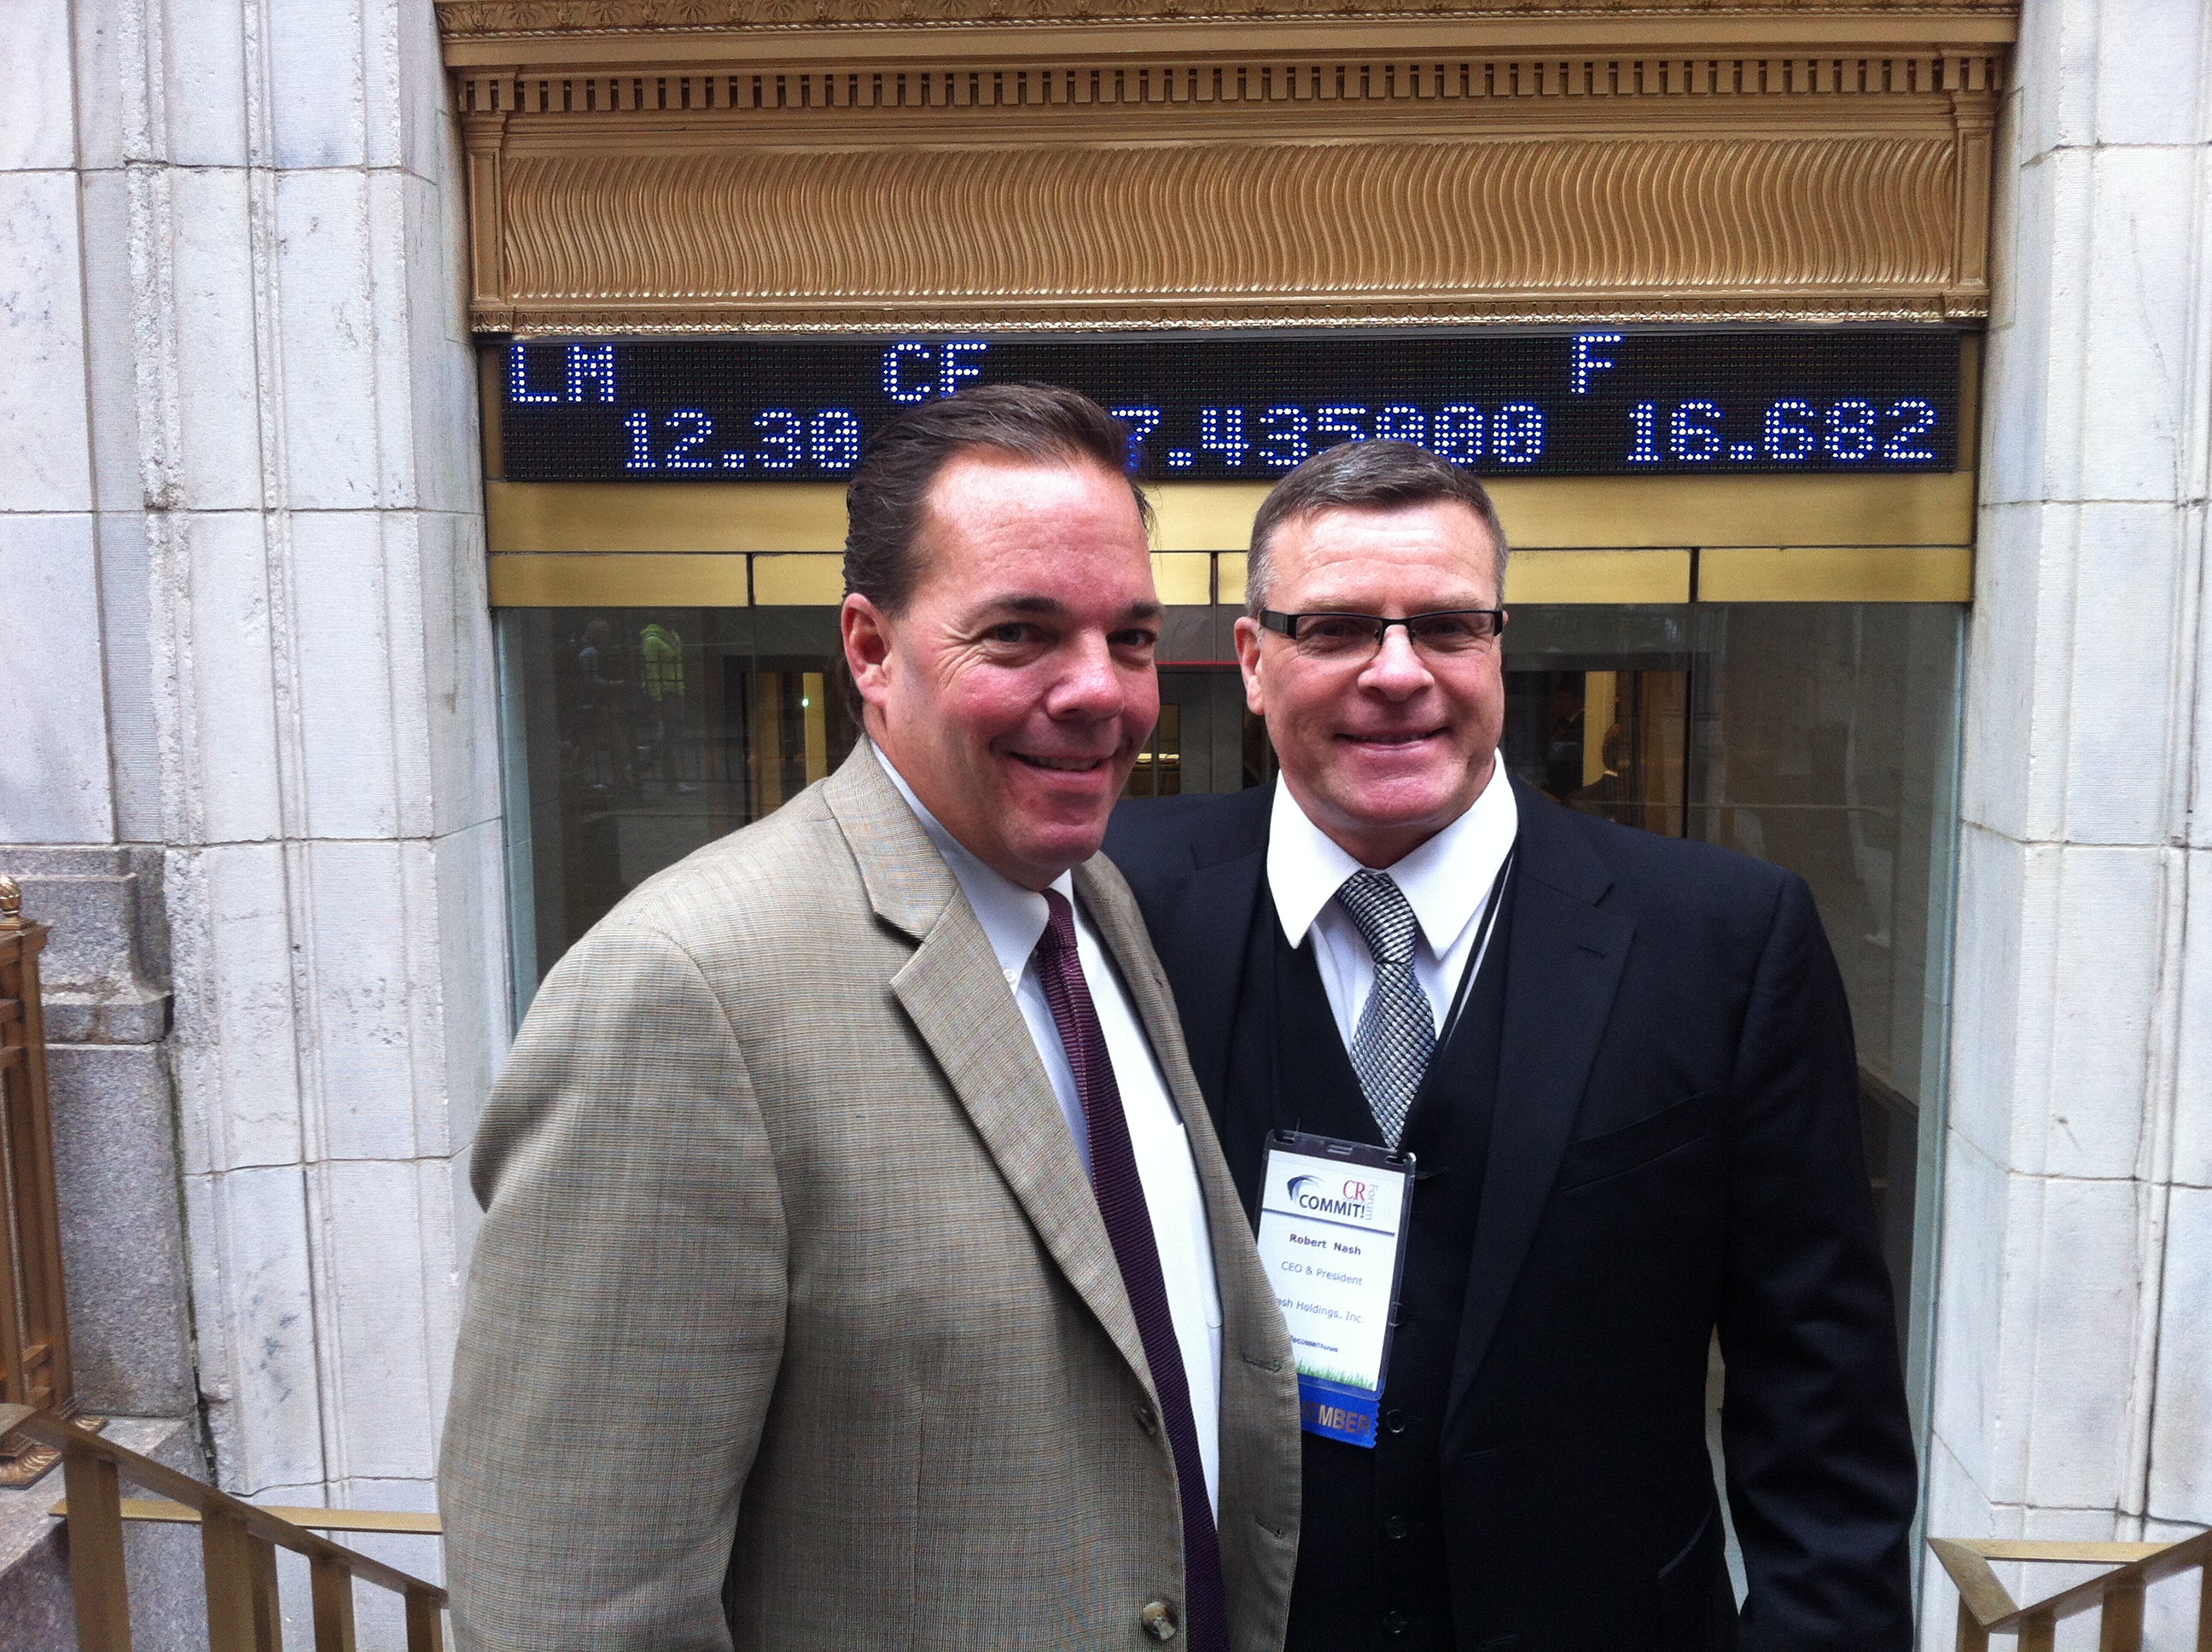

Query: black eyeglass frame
[1257,608,1511,653]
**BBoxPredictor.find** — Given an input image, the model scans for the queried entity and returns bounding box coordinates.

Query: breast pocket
[1554,1092,1719,1194]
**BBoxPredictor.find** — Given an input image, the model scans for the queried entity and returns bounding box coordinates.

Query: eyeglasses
[1259,608,1508,662]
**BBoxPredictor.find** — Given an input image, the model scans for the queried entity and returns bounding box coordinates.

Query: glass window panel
[496,594,1960,1358]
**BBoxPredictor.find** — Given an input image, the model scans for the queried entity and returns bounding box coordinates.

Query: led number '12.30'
[621,409,865,473]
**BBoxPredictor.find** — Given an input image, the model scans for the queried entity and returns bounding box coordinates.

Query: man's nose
[1048,634,1128,718]
[1359,625,1434,698]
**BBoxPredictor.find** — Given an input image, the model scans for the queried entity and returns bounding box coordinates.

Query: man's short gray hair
[1245,439,1509,615]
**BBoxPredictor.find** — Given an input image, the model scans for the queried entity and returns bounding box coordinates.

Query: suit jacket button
[1383,1610,1412,1635]
[1133,1399,1159,1434]
[1384,1515,1408,1539]
[1383,1409,1408,1434]
[1141,1600,1179,1640]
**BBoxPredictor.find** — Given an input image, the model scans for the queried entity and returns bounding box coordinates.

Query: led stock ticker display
[500,329,1963,483]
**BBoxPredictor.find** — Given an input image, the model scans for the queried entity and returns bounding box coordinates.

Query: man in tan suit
[440,385,1301,1650]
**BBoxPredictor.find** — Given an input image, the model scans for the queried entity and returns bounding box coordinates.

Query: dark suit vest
[1220,872,1518,1652]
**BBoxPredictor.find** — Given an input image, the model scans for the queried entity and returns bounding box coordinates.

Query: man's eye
[1113,629,1159,651]
[986,623,1034,645]
[1411,616,1476,644]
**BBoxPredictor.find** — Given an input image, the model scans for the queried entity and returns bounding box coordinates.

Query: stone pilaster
[1927,0,2212,1642]
[0,9,499,1634]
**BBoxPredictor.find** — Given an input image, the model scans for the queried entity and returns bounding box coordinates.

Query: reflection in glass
[1501,603,1962,1348]
[497,598,1959,1341]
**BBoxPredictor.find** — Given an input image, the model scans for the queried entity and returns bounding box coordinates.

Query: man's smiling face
[1234,498,1505,869]
[844,450,1161,891]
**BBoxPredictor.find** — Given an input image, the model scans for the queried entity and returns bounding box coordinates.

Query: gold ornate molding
[446,8,2008,332]
[439,1,2014,52]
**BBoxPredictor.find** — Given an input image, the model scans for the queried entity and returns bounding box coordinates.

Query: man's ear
[1231,614,1266,717]
[841,595,896,713]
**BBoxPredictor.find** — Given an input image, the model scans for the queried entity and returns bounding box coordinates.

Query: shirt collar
[873,746,1070,983]
[1266,759,1519,957]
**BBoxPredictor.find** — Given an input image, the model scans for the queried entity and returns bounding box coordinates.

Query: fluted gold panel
[498,134,1959,324]
[446,0,2008,331]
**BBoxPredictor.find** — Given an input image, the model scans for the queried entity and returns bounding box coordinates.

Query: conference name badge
[1254,1130,1414,1449]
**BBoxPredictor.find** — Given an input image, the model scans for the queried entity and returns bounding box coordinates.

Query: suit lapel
[1154,849,1266,1108]
[1080,853,1293,1374]
[1109,786,1273,1110]
[1446,785,1634,1428]
[824,748,1155,1405]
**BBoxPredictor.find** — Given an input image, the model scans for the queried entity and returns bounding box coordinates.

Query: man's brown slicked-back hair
[843,381,1151,618]
[1244,439,1508,615]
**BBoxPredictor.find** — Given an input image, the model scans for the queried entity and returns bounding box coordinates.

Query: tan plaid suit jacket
[440,745,1302,1650]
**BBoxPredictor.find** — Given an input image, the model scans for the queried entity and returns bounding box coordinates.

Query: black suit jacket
[1105,777,1918,1652]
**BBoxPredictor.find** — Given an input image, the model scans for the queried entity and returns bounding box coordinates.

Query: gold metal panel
[486,542,1969,606]
[1218,553,1249,610]
[1152,552,1213,607]
[446,7,2007,334]
[487,474,1976,556]
[1488,472,1976,549]
[1155,488,1271,554]
[754,553,847,605]
[478,128,1983,334]
[1505,550,1692,605]
[486,480,846,552]
[488,553,753,606]
[439,3,2017,60]
[1698,544,1972,602]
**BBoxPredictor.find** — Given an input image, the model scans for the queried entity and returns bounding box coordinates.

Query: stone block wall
[0,4,501,1608]
[1926,0,2212,1644]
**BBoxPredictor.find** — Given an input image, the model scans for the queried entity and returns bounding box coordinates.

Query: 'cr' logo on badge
[1343,1180,1371,1202]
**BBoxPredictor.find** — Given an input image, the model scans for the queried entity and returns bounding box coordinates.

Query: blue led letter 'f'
[1570,333,1623,395]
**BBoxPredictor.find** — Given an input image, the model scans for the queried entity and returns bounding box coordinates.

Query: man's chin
[1319,774,1478,837]
[998,821,1113,887]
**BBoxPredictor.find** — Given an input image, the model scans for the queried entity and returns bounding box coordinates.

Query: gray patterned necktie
[1336,870,1436,1149]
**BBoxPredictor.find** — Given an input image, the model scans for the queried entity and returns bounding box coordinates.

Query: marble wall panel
[0,172,94,515]
[186,1160,326,1495]
[0,515,114,842]
[1934,0,2211,1633]
[0,5,76,172]
[317,1156,442,1481]
[2147,1185,2212,1521]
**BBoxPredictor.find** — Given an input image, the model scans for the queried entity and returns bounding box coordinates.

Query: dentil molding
[439,0,2014,46]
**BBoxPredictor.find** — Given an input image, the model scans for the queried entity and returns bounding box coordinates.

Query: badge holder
[1254,1130,1416,1448]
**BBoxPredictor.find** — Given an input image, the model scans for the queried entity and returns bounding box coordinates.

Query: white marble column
[1927,0,2211,1643]
[0,0,500,1578]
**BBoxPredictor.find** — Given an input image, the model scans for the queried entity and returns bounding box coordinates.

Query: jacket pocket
[1554,1092,1718,1192]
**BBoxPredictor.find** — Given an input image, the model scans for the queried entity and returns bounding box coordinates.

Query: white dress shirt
[876,749,1225,1512]
[1266,759,1520,1050]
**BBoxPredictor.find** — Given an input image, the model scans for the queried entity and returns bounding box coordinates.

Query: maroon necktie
[1033,890,1229,1652]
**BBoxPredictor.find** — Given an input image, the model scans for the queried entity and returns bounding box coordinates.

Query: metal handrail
[0,875,80,1483]
[1930,1530,2212,1652]
[0,1402,445,1652]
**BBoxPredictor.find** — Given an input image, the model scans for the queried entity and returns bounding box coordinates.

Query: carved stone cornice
[439,0,2016,56]
[444,6,2009,332]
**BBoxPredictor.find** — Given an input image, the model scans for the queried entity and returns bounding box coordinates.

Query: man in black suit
[1105,439,1917,1652]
